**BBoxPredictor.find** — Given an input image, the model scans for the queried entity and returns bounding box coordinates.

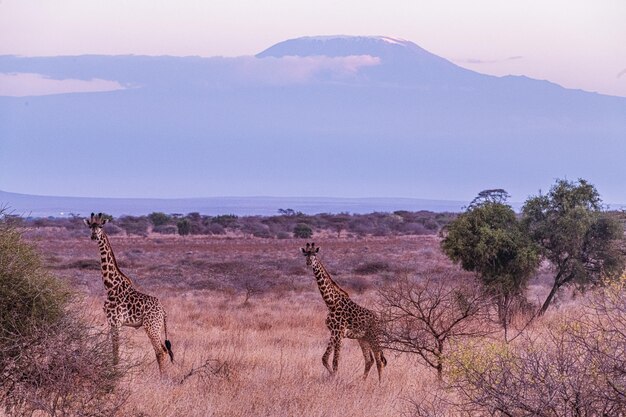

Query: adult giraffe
[84,212,173,373]
[301,242,387,381]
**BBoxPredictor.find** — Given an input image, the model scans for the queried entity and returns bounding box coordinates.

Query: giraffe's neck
[96,232,133,295]
[311,257,349,310]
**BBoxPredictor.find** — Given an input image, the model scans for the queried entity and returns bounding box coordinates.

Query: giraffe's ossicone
[84,212,173,373]
[301,242,387,382]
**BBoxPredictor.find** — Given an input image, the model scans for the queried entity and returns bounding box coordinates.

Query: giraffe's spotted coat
[84,213,173,373]
[302,242,387,381]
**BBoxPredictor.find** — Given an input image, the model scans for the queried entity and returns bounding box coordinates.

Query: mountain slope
[1,36,625,203]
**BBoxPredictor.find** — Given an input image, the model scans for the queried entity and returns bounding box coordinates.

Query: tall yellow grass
[99,292,432,417]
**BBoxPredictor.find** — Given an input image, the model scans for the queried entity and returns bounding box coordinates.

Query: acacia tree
[441,189,540,333]
[379,272,489,380]
[521,179,624,315]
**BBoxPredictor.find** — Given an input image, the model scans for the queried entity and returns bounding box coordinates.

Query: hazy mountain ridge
[1,36,625,202]
[0,190,468,218]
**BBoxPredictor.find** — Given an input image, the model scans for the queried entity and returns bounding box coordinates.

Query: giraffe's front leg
[105,303,122,366]
[110,325,120,366]
[322,338,334,375]
[331,333,342,374]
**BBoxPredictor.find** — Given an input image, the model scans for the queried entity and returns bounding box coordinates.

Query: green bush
[293,223,313,238]
[0,212,128,416]
[0,219,68,345]
[148,211,171,226]
[177,218,191,236]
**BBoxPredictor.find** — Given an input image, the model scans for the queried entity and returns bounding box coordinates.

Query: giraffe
[83,212,173,373]
[301,242,387,382]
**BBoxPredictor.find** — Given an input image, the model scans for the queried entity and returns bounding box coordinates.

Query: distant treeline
[16,209,458,238]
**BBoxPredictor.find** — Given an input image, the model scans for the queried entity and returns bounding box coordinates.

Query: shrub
[293,223,313,238]
[354,261,390,275]
[379,272,490,380]
[177,218,191,236]
[0,211,128,416]
[117,215,149,237]
[153,224,178,235]
[206,223,225,235]
[148,211,171,226]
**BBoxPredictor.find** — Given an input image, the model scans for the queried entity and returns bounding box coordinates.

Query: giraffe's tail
[164,314,174,363]
[165,340,174,363]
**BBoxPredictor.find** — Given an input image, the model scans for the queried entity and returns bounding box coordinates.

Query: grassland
[21,228,560,416]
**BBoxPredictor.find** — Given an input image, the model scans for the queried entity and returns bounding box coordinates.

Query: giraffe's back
[328,297,381,338]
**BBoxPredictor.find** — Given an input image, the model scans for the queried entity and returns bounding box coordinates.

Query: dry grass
[105,293,431,417]
[19,229,564,416]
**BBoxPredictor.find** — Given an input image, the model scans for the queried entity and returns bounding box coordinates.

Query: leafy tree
[177,218,191,236]
[148,211,171,226]
[521,179,624,315]
[441,189,540,331]
[293,223,313,238]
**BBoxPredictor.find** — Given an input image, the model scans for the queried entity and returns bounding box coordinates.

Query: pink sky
[0,0,625,97]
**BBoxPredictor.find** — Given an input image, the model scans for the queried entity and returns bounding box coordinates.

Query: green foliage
[293,223,313,238]
[148,211,171,226]
[522,178,625,314]
[0,212,127,415]
[0,217,68,345]
[177,218,191,236]
[441,190,540,328]
[442,190,539,297]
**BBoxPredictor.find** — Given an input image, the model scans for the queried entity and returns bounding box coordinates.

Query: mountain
[1,36,626,204]
[257,35,487,86]
[0,190,468,218]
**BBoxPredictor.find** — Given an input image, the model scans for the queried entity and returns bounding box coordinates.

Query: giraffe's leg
[331,334,342,374]
[358,339,375,380]
[322,338,334,375]
[373,348,386,383]
[110,325,120,366]
[145,322,167,374]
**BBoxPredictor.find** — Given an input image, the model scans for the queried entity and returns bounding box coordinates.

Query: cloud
[0,73,126,97]
[456,56,523,65]
[234,55,381,85]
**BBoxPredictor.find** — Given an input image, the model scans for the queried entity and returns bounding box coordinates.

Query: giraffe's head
[83,212,108,240]
[301,242,320,267]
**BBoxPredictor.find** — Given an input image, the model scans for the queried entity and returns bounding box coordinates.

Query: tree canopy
[441,190,540,328]
[521,179,624,315]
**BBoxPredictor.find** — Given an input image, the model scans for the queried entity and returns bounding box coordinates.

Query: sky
[1,1,626,205]
[1,0,626,97]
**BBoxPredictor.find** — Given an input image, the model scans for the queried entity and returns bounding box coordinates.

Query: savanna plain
[10,217,625,417]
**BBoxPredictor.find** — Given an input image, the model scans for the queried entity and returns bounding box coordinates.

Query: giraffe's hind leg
[374,348,386,382]
[144,318,167,373]
[358,339,375,380]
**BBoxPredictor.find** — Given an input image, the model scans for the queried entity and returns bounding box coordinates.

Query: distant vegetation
[20,210,457,238]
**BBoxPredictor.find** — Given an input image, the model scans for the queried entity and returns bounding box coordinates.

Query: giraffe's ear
[83,219,90,226]
[315,247,319,253]
[102,218,109,225]
[301,248,306,254]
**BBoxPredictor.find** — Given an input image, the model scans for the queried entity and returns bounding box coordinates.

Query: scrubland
[11,226,623,416]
